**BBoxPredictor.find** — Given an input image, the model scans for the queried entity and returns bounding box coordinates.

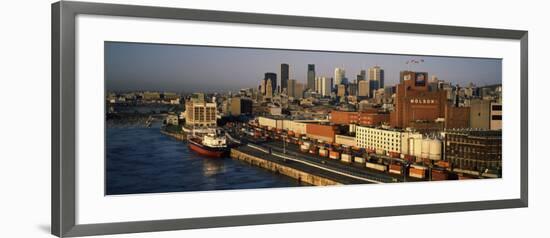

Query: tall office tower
[281,63,289,92]
[295,82,304,99]
[334,67,346,85]
[264,72,277,94]
[348,82,358,96]
[315,77,321,94]
[315,76,332,97]
[368,66,385,88]
[369,79,379,97]
[358,79,370,97]
[307,64,316,90]
[265,79,273,99]
[337,84,347,98]
[260,79,266,95]
[360,70,367,81]
[288,79,296,98]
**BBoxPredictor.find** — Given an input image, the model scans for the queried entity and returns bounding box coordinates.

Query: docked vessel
[187,129,229,158]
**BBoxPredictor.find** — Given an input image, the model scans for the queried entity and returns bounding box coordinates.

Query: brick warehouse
[330,110,390,126]
[390,72,469,129]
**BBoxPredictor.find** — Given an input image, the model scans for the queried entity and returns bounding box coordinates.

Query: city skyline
[105,42,502,92]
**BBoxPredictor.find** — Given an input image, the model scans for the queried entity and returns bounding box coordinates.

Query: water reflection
[202,158,226,177]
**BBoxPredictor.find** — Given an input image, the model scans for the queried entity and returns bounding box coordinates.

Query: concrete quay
[231,145,381,186]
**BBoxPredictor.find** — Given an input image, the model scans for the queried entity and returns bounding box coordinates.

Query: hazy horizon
[105,42,502,93]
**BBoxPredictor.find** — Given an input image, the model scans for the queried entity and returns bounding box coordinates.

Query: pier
[231,144,392,186]
[160,129,187,141]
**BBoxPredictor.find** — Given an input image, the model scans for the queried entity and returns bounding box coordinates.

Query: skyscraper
[369,79,379,97]
[334,67,346,85]
[358,80,370,97]
[307,64,316,90]
[264,72,277,94]
[265,78,273,99]
[315,76,332,97]
[360,70,367,81]
[288,79,296,98]
[348,82,358,96]
[295,82,304,99]
[281,63,289,92]
[368,66,385,88]
[337,84,347,98]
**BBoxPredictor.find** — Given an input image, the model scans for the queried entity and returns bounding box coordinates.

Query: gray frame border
[52,1,528,237]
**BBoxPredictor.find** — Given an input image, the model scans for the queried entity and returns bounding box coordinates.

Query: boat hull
[188,139,228,158]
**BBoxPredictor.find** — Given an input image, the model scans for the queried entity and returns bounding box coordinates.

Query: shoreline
[160,129,187,141]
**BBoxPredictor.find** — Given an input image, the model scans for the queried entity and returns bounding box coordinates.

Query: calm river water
[106,122,307,195]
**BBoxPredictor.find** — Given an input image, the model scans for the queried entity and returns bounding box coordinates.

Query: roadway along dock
[231,143,396,186]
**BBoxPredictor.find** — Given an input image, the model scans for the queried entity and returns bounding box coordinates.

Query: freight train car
[329,150,340,160]
[319,148,329,157]
[409,165,428,179]
[366,162,387,172]
[389,164,403,175]
[354,156,366,164]
[431,168,449,181]
[341,153,352,163]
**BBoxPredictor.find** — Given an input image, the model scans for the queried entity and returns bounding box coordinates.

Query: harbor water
[106,122,308,195]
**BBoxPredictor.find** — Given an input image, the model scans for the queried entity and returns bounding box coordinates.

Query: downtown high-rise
[281,63,289,93]
[368,66,385,88]
[334,67,346,85]
[264,72,277,94]
[307,64,316,90]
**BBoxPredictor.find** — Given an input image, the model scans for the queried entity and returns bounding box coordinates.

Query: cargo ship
[187,130,229,158]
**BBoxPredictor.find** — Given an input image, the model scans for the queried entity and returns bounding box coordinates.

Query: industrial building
[184,93,217,127]
[355,125,443,160]
[282,120,308,135]
[469,99,502,130]
[490,102,502,130]
[306,123,338,143]
[330,110,389,126]
[445,106,470,129]
[335,134,357,147]
[356,126,401,154]
[470,99,492,129]
[390,71,469,129]
[444,129,502,171]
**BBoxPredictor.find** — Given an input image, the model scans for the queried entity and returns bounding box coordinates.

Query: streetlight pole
[283,135,287,154]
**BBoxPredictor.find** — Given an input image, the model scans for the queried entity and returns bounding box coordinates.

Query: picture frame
[52,1,528,237]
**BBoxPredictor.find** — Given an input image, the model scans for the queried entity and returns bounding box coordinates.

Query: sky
[105,42,502,93]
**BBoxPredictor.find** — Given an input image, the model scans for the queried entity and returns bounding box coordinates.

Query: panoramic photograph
[105,42,503,195]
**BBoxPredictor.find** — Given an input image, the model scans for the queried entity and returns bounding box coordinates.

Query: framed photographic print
[52,1,528,237]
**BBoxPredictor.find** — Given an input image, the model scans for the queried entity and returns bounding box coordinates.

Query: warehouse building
[390,72,469,129]
[444,129,502,171]
[330,110,390,126]
[355,125,443,160]
[306,123,338,143]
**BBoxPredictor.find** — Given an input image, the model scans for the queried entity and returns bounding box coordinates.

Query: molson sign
[415,72,428,86]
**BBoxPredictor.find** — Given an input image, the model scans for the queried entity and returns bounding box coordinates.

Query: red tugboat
[187,130,229,158]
